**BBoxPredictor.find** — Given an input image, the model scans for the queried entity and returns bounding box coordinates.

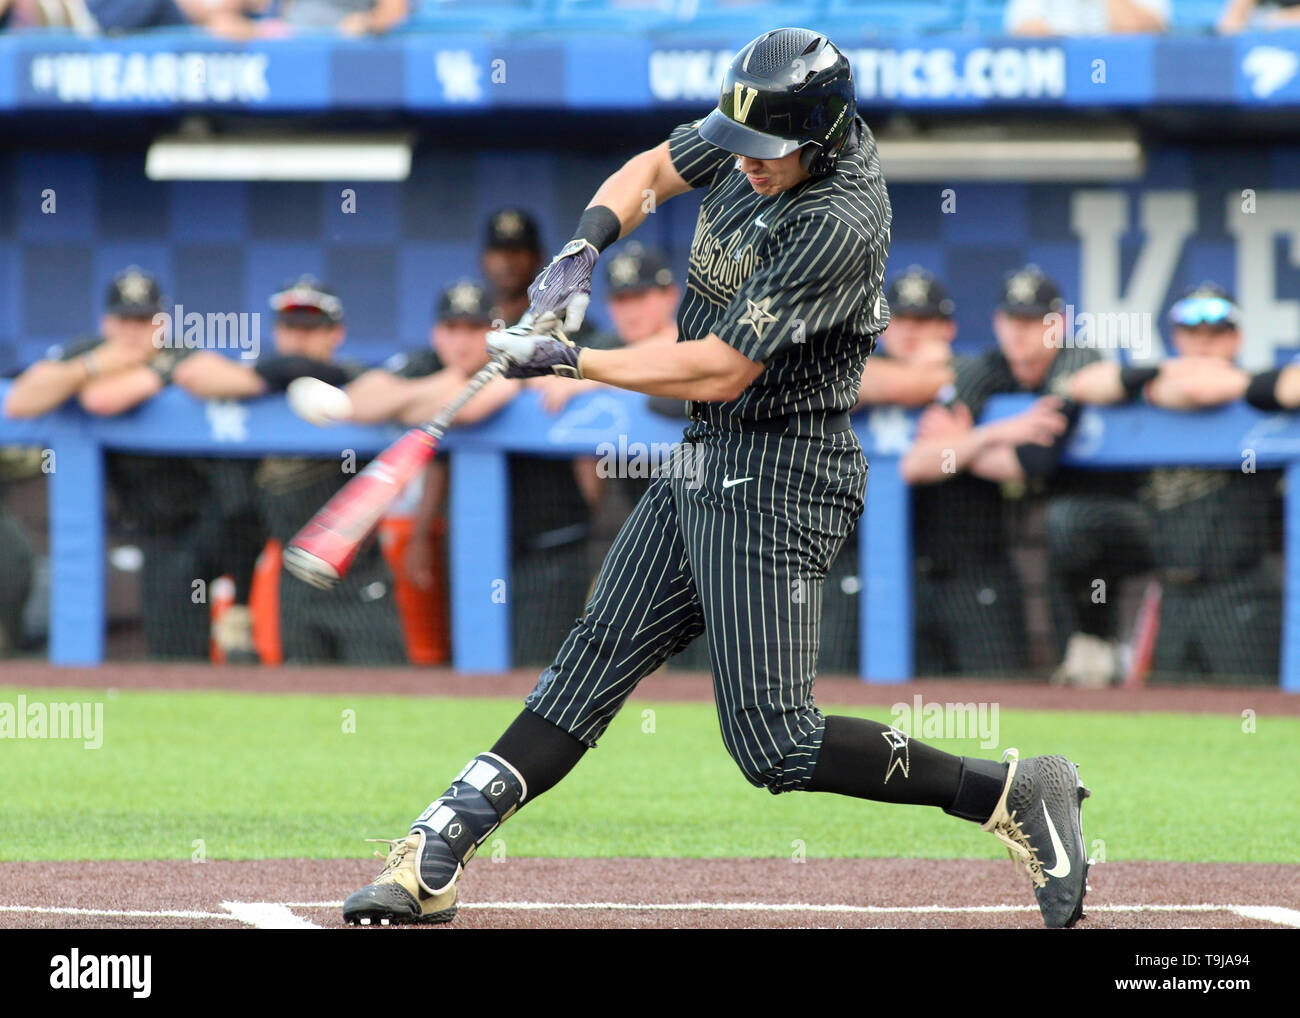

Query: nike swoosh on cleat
[1042,798,1071,879]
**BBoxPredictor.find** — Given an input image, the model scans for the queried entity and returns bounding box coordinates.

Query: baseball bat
[283,357,509,589]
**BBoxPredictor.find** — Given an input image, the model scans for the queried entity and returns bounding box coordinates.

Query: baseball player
[3,267,263,660]
[175,276,408,664]
[345,29,1090,929]
[1066,283,1282,681]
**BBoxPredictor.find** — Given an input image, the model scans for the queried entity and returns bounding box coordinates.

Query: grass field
[2,685,1297,864]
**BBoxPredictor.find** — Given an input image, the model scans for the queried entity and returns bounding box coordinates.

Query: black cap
[270,275,344,327]
[483,208,541,253]
[436,279,494,324]
[885,266,953,319]
[105,266,165,318]
[605,242,675,296]
[997,264,1064,317]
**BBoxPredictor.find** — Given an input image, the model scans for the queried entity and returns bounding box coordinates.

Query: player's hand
[985,396,1069,447]
[487,324,585,379]
[524,239,599,334]
[915,400,974,440]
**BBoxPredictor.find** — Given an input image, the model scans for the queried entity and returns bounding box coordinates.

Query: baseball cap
[885,266,954,319]
[1169,282,1240,331]
[436,279,494,324]
[997,264,1065,318]
[605,242,675,296]
[270,275,344,327]
[483,208,541,253]
[105,266,165,318]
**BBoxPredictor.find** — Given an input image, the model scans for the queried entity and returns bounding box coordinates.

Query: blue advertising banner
[3,31,1300,113]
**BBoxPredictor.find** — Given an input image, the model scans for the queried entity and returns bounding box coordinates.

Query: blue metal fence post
[861,454,912,683]
[448,448,511,672]
[1283,460,1300,692]
[47,435,104,664]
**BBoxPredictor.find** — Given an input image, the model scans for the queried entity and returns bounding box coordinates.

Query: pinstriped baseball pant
[525,423,867,793]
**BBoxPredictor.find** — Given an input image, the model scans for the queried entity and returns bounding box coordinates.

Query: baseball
[287,376,354,427]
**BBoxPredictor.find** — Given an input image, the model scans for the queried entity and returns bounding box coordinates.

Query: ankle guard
[410,752,527,895]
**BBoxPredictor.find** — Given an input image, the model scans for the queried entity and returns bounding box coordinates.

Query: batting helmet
[698,28,856,177]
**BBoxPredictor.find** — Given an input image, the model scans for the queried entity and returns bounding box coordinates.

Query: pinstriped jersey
[667,116,892,419]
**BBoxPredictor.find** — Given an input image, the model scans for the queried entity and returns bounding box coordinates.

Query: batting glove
[525,238,599,334]
[487,324,585,379]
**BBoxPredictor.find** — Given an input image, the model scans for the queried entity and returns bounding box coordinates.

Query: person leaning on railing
[3,267,263,663]
[172,275,408,666]
[1064,283,1283,685]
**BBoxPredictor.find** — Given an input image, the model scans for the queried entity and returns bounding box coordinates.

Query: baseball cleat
[981,748,1090,929]
[343,832,458,927]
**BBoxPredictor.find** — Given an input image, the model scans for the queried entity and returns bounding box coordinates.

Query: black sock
[806,715,1007,822]
[490,709,588,801]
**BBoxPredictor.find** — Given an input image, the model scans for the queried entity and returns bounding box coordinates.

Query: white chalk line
[4,901,1297,928]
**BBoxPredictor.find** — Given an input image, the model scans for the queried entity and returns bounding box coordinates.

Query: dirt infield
[1,858,1296,930]
[8,662,1300,716]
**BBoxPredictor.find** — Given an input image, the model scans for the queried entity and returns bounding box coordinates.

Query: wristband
[1245,368,1285,412]
[572,205,621,253]
[1119,365,1159,401]
[81,352,99,380]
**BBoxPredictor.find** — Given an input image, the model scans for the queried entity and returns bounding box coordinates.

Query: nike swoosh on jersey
[722,476,752,488]
[754,216,767,228]
[1041,798,1071,878]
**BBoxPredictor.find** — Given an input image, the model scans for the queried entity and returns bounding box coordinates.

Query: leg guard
[409,752,527,896]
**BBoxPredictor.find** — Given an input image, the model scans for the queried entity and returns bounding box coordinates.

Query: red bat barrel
[284,427,439,589]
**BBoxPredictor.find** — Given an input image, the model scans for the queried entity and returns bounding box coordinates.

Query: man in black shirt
[174,276,406,665]
[4,266,262,661]
[1067,283,1281,683]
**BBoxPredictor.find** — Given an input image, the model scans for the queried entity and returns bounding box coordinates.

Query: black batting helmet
[698,28,856,177]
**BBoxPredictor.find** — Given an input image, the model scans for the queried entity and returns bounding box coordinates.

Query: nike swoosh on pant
[1042,798,1071,878]
[722,477,752,488]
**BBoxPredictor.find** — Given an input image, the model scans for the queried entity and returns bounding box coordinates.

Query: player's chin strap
[408,752,527,896]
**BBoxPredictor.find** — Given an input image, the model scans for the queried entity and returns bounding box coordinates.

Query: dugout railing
[1,380,1297,691]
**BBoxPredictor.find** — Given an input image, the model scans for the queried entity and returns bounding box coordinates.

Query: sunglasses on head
[1170,296,1238,329]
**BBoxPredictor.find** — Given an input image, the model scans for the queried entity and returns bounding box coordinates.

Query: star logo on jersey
[881,726,910,784]
[609,254,640,286]
[896,273,931,307]
[447,281,484,314]
[738,296,778,340]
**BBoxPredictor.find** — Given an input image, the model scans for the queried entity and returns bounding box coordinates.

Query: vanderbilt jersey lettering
[667,116,892,419]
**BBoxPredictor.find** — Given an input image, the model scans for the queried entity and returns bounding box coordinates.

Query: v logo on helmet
[733,83,758,124]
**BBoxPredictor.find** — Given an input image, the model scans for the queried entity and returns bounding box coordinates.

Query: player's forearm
[1277,365,1300,408]
[586,142,689,239]
[1108,0,1165,32]
[78,367,164,416]
[173,352,267,399]
[580,336,759,401]
[399,373,520,426]
[1218,0,1256,31]
[856,360,953,409]
[2,360,89,417]
[1145,364,1249,409]
[345,370,421,424]
[900,428,995,485]
[967,443,1028,484]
